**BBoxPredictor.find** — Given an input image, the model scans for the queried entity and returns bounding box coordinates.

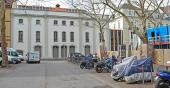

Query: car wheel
[13,60,18,64]
[80,64,85,69]
[0,61,2,65]
[38,61,40,64]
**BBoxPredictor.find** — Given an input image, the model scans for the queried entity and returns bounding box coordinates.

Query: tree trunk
[0,0,9,67]
[99,31,106,60]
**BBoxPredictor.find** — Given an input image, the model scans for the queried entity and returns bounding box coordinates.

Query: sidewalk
[90,72,154,88]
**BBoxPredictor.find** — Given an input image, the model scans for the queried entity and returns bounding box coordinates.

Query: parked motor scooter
[155,71,170,88]
[80,55,94,69]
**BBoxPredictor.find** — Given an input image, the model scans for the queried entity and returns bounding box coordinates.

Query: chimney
[56,4,60,8]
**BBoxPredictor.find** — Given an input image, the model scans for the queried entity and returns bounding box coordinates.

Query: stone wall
[154,49,170,66]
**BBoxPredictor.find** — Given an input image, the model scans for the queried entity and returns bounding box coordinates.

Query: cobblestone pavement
[0,61,155,88]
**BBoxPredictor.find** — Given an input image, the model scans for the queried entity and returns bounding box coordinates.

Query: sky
[17,0,70,8]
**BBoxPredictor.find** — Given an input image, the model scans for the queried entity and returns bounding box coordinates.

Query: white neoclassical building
[11,5,110,59]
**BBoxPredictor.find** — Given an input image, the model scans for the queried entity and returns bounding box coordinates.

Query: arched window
[69,46,75,55]
[34,46,42,57]
[84,45,90,55]
[61,46,67,57]
[53,46,59,58]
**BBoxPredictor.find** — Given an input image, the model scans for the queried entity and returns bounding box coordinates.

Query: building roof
[120,3,140,10]
[17,5,83,13]
[5,0,14,8]
[161,6,170,15]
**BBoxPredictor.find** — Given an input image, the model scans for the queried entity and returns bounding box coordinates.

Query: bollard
[150,64,153,84]
[142,65,145,84]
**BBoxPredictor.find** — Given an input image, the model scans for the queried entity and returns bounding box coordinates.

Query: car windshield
[11,51,18,56]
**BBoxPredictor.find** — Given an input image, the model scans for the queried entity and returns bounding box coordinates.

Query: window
[148,23,151,27]
[70,32,74,42]
[18,31,23,42]
[36,31,40,42]
[11,51,18,56]
[85,22,89,26]
[70,21,74,26]
[54,20,58,25]
[118,21,120,28]
[54,31,58,42]
[16,50,23,55]
[36,20,40,25]
[129,10,132,16]
[62,32,66,42]
[19,19,23,24]
[62,20,66,26]
[85,32,89,42]
[134,21,136,27]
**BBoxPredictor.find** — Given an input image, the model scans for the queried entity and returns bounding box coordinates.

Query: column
[78,13,83,54]
[67,45,70,57]
[59,46,61,58]
[28,16,31,52]
[92,21,95,54]
[44,16,48,58]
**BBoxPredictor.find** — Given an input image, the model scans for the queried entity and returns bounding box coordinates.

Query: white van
[0,48,20,64]
[26,52,40,63]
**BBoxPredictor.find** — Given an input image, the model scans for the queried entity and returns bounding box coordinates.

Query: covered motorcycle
[111,56,136,81]
[124,57,153,83]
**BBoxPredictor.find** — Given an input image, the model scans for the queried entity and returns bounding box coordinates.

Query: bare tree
[103,0,166,44]
[65,0,114,58]
[0,0,8,67]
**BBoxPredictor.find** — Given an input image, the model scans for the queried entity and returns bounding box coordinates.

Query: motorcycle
[95,58,115,73]
[155,71,170,88]
[80,56,94,69]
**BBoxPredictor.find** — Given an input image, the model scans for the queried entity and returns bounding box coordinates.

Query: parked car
[18,55,24,61]
[0,48,20,64]
[26,52,40,64]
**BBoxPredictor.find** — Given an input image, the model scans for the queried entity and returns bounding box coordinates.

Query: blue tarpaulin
[124,57,153,76]
[147,25,170,42]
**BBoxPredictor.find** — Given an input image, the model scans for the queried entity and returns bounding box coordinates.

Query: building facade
[109,3,170,57]
[11,5,110,59]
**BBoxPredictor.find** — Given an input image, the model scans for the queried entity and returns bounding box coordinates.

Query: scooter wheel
[80,64,84,69]
[156,79,169,88]
[96,66,103,73]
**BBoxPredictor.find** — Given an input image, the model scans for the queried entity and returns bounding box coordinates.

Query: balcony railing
[148,35,170,45]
